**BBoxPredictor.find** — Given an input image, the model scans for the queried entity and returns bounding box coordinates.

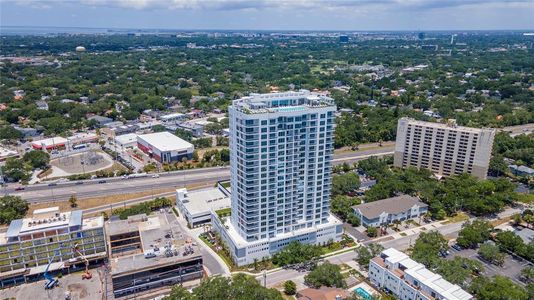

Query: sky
[1,0,533,31]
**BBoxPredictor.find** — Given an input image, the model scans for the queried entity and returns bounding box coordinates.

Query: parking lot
[448,245,530,286]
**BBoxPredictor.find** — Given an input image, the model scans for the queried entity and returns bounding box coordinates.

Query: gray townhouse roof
[352,195,428,219]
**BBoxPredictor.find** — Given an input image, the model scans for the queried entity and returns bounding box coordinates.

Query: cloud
[7,0,532,11]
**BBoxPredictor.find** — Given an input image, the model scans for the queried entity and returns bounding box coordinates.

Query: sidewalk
[173,211,231,276]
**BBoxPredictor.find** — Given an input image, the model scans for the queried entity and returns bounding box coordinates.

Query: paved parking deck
[448,246,530,286]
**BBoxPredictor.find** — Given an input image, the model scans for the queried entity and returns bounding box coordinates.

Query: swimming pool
[354,287,372,300]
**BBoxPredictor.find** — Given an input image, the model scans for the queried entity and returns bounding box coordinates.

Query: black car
[98,180,107,184]
[75,181,84,185]
[451,244,463,251]
[48,183,57,186]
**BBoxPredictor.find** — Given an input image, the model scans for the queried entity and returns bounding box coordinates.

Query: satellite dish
[75,46,86,52]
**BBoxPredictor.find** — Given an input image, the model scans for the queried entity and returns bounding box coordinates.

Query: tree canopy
[0,195,29,224]
[165,274,282,300]
[304,262,346,289]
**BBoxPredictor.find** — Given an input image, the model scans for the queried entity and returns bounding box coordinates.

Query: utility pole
[263,270,267,287]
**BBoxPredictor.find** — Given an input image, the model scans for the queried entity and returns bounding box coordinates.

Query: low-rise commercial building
[31,136,68,150]
[137,132,194,163]
[160,113,186,123]
[107,212,203,298]
[176,187,230,228]
[0,207,106,288]
[114,133,138,149]
[87,115,113,127]
[369,248,472,300]
[352,195,428,227]
[176,122,203,137]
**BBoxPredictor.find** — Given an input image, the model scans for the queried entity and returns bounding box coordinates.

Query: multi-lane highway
[9,145,395,203]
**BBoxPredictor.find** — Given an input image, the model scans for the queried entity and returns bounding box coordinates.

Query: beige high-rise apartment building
[394,118,496,179]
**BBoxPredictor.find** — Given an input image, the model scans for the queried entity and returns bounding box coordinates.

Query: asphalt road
[10,146,394,203]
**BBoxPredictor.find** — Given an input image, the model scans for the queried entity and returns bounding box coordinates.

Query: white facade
[175,187,230,228]
[369,248,472,300]
[114,133,138,149]
[394,118,495,179]
[137,132,194,163]
[212,90,343,266]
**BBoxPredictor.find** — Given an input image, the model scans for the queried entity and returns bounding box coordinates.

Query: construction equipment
[43,252,60,289]
[73,244,92,280]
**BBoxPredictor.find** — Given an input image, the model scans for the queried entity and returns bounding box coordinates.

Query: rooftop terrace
[231,90,335,114]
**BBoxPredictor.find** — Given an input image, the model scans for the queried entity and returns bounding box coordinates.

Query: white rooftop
[177,188,230,216]
[31,136,68,147]
[137,131,193,152]
[115,133,138,144]
[160,113,185,120]
[379,248,473,300]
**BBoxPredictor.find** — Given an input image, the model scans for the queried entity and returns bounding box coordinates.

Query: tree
[456,219,493,249]
[166,273,282,300]
[435,257,483,285]
[331,172,360,195]
[23,150,50,169]
[331,195,360,221]
[366,227,378,237]
[283,280,296,295]
[521,267,534,283]
[495,231,525,255]
[368,243,384,257]
[0,195,29,224]
[165,285,193,300]
[355,246,372,267]
[524,214,534,229]
[272,241,322,266]
[346,213,361,227]
[192,150,199,162]
[69,194,78,208]
[152,124,166,132]
[412,230,448,268]
[478,243,505,266]
[304,262,346,289]
[204,123,223,135]
[2,158,31,182]
[469,275,528,300]
[489,154,508,176]
[0,126,22,141]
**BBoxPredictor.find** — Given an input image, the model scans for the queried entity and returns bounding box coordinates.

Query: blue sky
[1,0,533,31]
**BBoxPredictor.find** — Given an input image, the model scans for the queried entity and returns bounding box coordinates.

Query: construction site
[0,207,107,299]
[1,268,104,300]
[106,210,204,298]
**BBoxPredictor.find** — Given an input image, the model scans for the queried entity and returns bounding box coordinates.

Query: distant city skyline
[1,0,533,32]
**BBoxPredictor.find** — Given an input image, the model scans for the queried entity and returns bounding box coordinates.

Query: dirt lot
[0,269,104,300]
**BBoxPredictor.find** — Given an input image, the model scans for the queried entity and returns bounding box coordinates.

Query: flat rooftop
[231,90,335,114]
[137,131,193,152]
[177,188,230,216]
[107,212,201,276]
[114,133,138,144]
[400,117,496,134]
[31,136,68,147]
[378,248,472,300]
[3,207,103,241]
